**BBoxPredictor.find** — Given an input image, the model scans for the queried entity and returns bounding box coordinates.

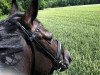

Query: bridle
[7,14,65,73]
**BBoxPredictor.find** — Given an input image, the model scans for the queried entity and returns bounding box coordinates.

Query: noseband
[7,14,65,72]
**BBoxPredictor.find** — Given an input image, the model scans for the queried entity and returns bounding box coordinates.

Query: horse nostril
[65,64,69,69]
[68,56,72,63]
[65,50,72,64]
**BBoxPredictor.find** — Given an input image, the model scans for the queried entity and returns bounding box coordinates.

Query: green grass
[38,4,100,75]
[0,4,100,75]
[0,15,8,20]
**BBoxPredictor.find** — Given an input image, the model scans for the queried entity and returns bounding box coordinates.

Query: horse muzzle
[58,60,69,72]
[58,47,72,72]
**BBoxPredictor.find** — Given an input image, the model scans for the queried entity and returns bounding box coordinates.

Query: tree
[39,0,46,10]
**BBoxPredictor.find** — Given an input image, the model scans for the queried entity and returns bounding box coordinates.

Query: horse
[0,0,72,75]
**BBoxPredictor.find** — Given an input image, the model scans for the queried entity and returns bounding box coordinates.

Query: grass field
[0,4,100,75]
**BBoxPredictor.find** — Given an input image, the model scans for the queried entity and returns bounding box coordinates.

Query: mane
[0,18,23,66]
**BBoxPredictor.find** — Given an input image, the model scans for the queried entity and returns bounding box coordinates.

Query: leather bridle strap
[7,18,36,75]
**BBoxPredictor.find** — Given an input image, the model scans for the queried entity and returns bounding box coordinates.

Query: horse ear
[10,0,19,15]
[22,0,38,25]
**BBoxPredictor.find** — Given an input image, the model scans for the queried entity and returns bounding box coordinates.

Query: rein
[7,15,63,73]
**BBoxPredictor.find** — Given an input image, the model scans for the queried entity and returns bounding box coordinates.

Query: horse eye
[36,33,43,39]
